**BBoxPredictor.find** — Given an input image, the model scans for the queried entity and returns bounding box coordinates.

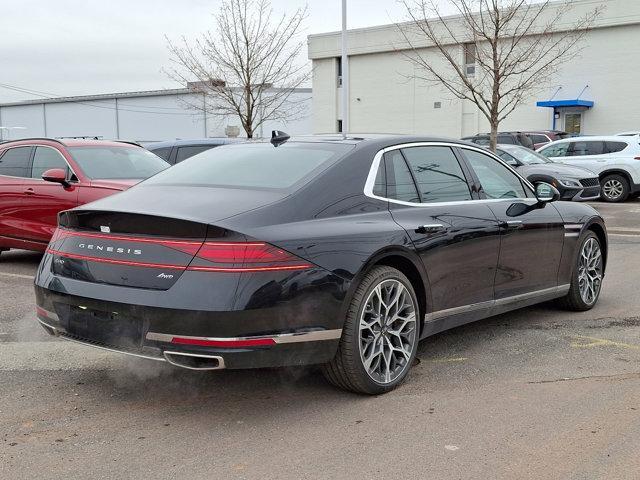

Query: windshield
[502,146,553,164]
[68,146,169,180]
[144,142,353,190]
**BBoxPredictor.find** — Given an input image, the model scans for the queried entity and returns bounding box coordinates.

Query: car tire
[600,174,629,202]
[557,231,603,311]
[322,266,420,395]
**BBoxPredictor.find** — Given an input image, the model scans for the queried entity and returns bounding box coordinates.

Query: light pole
[341,0,349,138]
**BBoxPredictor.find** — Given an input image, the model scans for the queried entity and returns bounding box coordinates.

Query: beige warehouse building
[308,0,640,138]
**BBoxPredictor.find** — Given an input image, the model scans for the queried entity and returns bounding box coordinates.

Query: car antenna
[270,130,290,147]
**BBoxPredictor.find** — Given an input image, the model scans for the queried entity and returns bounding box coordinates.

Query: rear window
[68,146,169,179]
[145,143,353,190]
[604,141,628,154]
[175,145,215,163]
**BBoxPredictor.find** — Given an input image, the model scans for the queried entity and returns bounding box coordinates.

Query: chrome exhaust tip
[163,351,225,370]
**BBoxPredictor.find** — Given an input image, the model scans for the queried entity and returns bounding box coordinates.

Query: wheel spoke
[577,237,602,306]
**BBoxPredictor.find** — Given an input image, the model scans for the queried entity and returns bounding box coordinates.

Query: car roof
[0,137,140,148]
[253,134,485,151]
[146,138,248,149]
[544,135,637,144]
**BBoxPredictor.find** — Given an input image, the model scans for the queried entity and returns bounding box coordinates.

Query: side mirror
[42,168,69,187]
[534,181,560,203]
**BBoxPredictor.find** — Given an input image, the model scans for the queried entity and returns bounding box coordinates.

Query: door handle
[23,188,35,195]
[415,224,446,234]
[502,220,523,230]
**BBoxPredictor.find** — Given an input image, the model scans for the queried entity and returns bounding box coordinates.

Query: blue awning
[536,99,594,108]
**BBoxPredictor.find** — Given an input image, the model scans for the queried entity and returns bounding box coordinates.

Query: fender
[338,244,432,331]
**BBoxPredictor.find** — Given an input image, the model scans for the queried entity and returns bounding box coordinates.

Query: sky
[0,0,414,103]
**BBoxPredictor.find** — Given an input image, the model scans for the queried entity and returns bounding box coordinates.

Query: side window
[372,159,386,197]
[539,143,569,158]
[496,149,519,166]
[175,145,215,163]
[568,141,603,157]
[384,150,419,203]
[151,147,172,162]
[604,141,627,154]
[0,146,32,177]
[531,134,549,144]
[401,146,472,203]
[31,147,69,179]
[464,149,528,200]
[497,135,516,145]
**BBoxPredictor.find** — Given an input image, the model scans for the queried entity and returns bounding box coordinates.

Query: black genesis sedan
[495,144,601,201]
[35,134,607,394]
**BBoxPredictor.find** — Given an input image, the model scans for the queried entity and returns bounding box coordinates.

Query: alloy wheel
[359,279,417,384]
[602,179,624,200]
[578,237,603,305]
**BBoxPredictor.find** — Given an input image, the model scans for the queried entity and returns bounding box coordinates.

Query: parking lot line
[0,271,35,280]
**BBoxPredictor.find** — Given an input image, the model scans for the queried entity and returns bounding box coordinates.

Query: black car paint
[35,136,607,369]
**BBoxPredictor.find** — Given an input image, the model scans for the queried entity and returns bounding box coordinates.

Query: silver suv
[537,136,640,202]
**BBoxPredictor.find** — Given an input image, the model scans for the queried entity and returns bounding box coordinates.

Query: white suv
[537,136,640,202]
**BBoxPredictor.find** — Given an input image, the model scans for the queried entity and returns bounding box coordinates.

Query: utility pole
[341,0,349,138]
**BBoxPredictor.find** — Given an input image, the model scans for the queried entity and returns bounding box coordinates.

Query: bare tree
[165,0,309,138]
[397,0,602,150]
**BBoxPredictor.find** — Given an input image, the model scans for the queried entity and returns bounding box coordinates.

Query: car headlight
[557,178,581,188]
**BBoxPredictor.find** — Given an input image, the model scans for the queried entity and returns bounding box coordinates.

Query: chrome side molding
[424,284,570,322]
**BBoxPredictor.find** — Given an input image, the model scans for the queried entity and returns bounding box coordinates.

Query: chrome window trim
[363,141,536,207]
[424,284,570,322]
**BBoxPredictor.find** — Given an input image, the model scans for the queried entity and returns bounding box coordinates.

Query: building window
[336,57,343,87]
[464,43,476,76]
[434,101,442,109]
[337,119,343,133]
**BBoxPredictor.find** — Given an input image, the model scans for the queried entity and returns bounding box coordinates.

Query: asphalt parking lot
[1,201,640,480]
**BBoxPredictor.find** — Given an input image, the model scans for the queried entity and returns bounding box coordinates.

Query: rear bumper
[34,247,348,369]
[35,290,342,369]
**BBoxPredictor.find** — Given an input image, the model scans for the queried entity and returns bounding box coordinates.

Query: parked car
[495,144,600,201]
[537,136,640,202]
[462,132,534,149]
[0,138,169,255]
[146,138,246,165]
[522,130,570,149]
[35,134,606,394]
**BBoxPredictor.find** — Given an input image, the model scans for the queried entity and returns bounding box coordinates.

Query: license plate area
[62,305,143,349]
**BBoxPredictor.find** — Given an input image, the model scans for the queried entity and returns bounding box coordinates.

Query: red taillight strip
[187,264,311,272]
[46,248,186,270]
[47,248,310,272]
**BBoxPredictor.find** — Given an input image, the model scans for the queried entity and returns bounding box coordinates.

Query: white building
[308,0,640,137]
[0,86,312,142]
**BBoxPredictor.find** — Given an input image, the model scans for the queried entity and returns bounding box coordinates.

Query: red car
[0,138,169,255]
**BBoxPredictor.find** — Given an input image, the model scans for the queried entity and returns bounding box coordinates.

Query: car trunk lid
[49,211,213,290]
